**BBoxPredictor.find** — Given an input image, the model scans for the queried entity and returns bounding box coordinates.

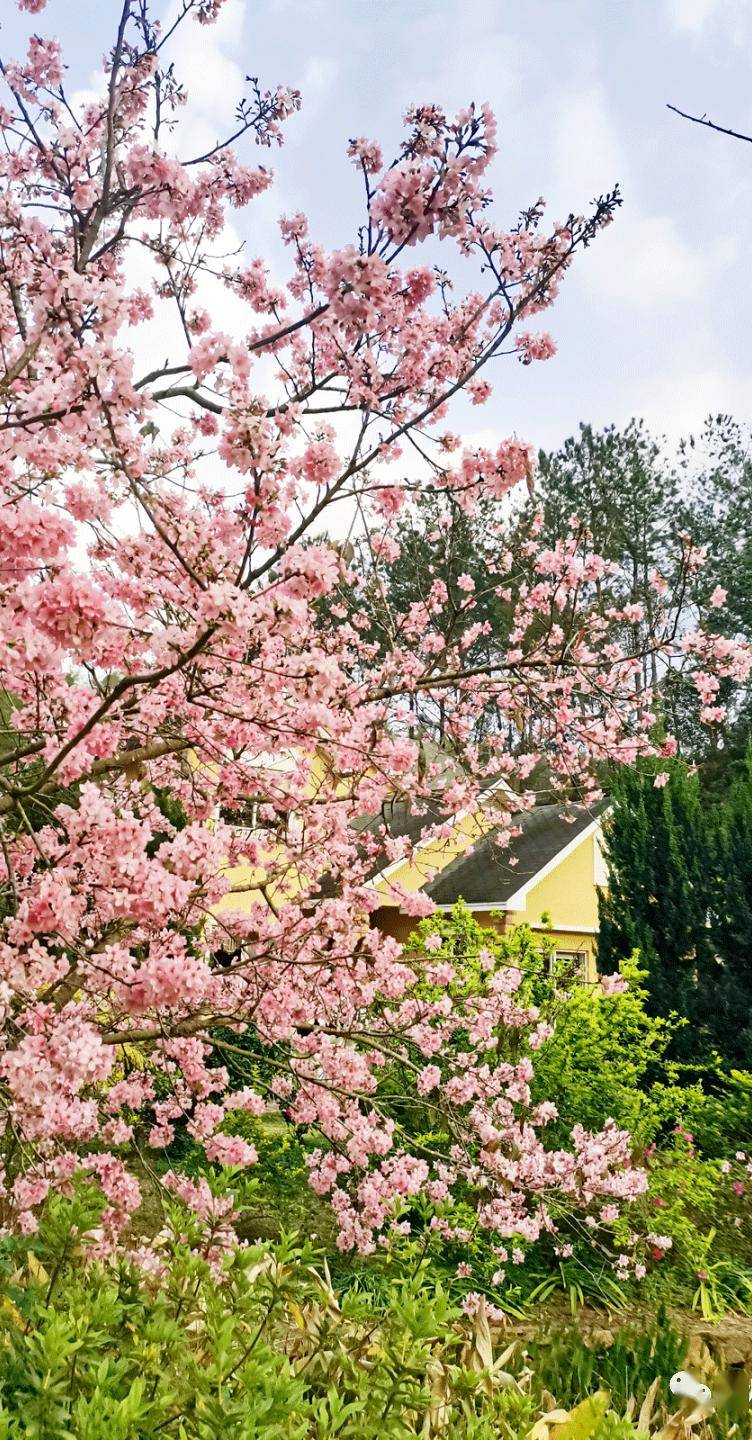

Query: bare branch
[667,102,752,145]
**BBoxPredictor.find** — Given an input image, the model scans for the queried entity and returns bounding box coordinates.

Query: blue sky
[4,0,752,453]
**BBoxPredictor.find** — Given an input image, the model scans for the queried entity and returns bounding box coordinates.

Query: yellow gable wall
[376,824,603,983]
[216,796,497,919]
[516,830,600,933]
[213,746,356,917]
[373,806,493,905]
[214,775,605,989]
[500,830,601,982]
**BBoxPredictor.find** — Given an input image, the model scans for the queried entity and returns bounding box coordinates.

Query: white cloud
[394,6,533,119]
[664,0,752,42]
[635,364,752,439]
[164,0,247,160]
[586,209,737,308]
[550,82,627,206]
[548,82,737,311]
[297,56,338,119]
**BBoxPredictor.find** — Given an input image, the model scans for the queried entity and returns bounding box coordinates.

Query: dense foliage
[0,1178,748,1438]
[536,418,752,772]
[5,0,746,1265]
[598,757,752,1068]
[160,907,752,1325]
[2,1,752,1424]
[360,418,752,771]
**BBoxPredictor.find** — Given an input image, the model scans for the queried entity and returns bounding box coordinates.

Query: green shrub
[636,1135,752,1318]
[129,905,752,1325]
[0,1184,531,1439]
[2,1181,749,1439]
[529,951,695,1150]
[525,1310,686,1415]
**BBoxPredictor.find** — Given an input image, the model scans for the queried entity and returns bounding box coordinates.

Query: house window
[550,950,587,985]
[220,799,259,832]
[220,800,302,845]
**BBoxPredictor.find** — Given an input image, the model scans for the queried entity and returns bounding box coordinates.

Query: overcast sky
[4,0,752,455]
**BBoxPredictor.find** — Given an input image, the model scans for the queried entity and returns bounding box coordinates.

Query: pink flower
[0,1,719,1271]
[653,772,670,788]
[468,380,492,406]
[417,1065,441,1096]
[347,137,383,174]
[515,331,556,365]
[204,1133,258,1168]
[599,974,628,997]
[709,586,727,609]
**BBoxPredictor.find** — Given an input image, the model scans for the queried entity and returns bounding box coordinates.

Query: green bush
[400,907,752,1319]
[529,951,693,1150]
[123,905,752,1325]
[0,1183,533,1439]
[3,1180,750,1438]
[524,1310,686,1414]
[636,1135,752,1318]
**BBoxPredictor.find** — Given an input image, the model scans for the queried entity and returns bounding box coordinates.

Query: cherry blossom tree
[0,0,747,1258]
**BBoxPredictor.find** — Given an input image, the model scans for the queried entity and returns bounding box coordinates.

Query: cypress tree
[597,761,715,1064]
[708,753,752,1065]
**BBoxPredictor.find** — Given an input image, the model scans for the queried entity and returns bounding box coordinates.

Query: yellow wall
[213,745,350,918]
[374,909,598,981]
[515,831,600,933]
[215,766,602,985]
[375,825,601,982]
[215,764,506,918]
[215,793,495,920]
[373,805,493,905]
[499,830,599,980]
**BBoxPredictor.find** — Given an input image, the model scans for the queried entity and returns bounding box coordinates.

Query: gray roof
[423,802,602,908]
[355,795,449,845]
[314,796,452,897]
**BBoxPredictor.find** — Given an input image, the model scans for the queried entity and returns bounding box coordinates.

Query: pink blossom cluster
[0,0,745,1264]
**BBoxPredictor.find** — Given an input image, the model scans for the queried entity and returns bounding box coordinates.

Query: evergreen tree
[342,491,522,745]
[597,761,716,1065]
[679,416,752,781]
[708,752,752,1065]
[536,421,684,700]
[536,419,752,768]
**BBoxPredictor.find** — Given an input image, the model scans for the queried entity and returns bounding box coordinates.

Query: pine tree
[679,416,752,781]
[536,421,683,701]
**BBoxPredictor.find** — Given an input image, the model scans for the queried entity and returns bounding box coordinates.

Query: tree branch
[667,102,752,145]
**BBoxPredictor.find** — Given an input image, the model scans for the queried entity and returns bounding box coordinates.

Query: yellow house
[369,797,609,983]
[211,746,608,983]
[213,746,353,918]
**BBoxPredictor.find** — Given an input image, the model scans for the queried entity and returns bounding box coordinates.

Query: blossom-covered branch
[0,0,747,1259]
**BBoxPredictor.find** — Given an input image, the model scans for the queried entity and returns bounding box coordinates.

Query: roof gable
[424,802,605,908]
